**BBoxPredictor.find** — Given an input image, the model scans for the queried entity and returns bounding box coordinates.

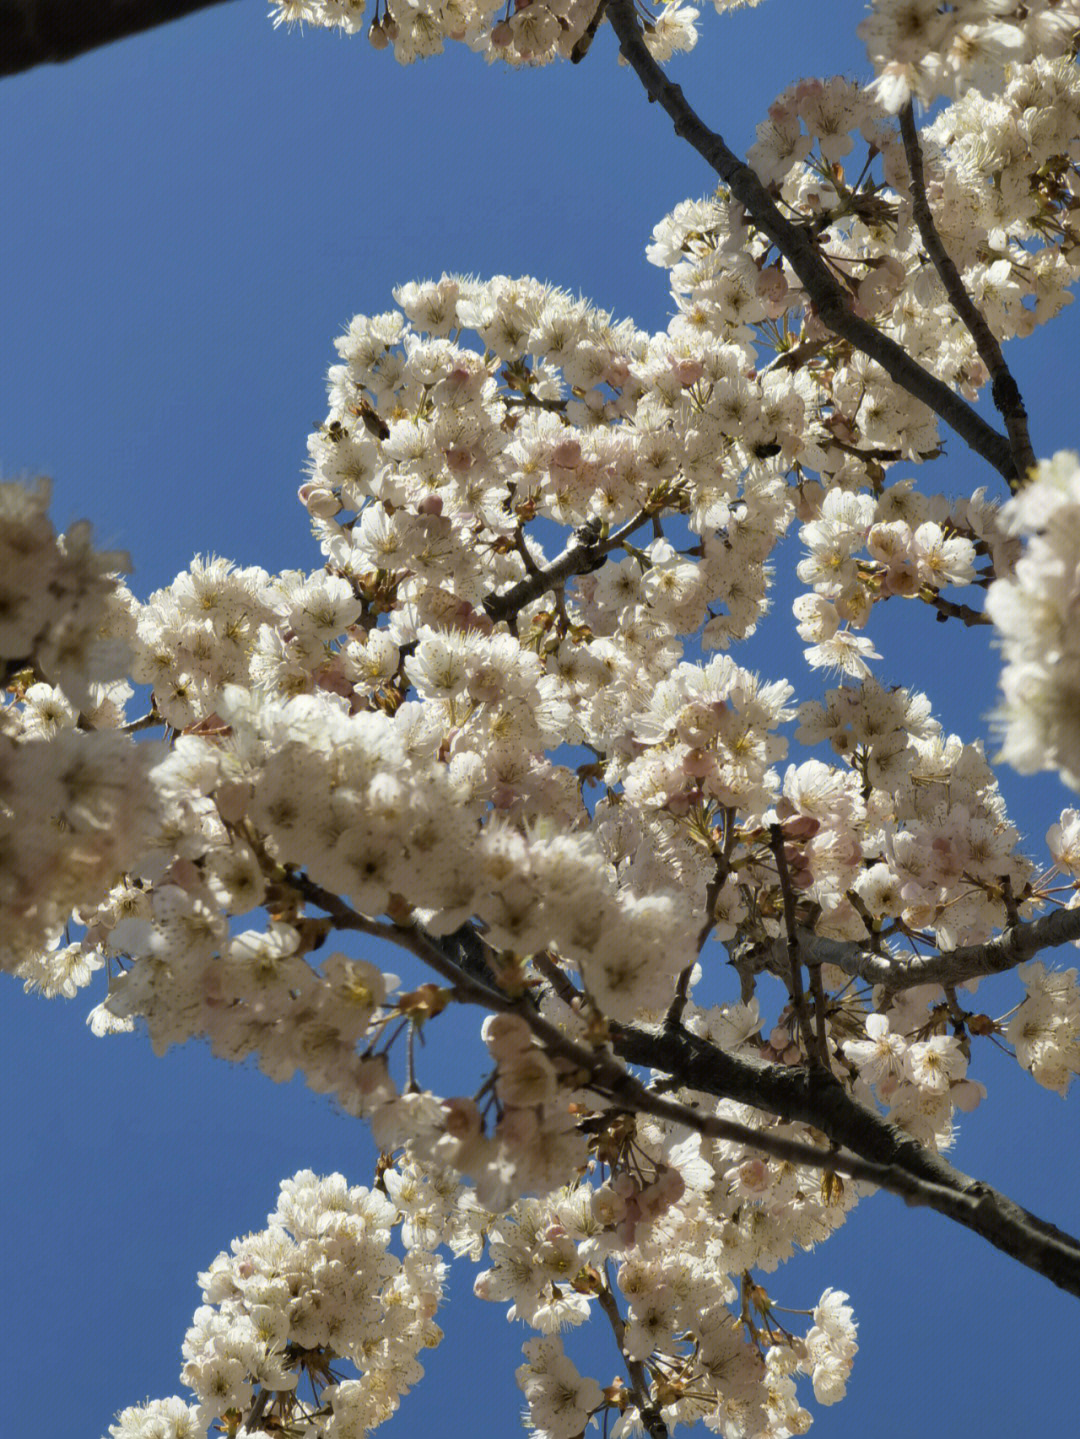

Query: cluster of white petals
[36,227,1077,1439]
[106,1397,203,1439]
[791,676,1033,951]
[0,477,135,707]
[109,1171,445,1439]
[986,451,1080,790]
[794,482,986,677]
[0,481,164,969]
[1006,961,1080,1095]
[270,0,765,66]
[859,0,1080,110]
[2,6,1075,1437]
[464,1107,861,1437]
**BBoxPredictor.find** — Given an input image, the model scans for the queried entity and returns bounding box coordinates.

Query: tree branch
[596,1282,668,1439]
[919,589,992,627]
[482,507,652,624]
[570,0,607,63]
[769,822,828,1067]
[0,0,239,78]
[289,875,909,1179]
[289,875,1080,1299]
[898,100,1036,488]
[609,1019,1080,1298]
[747,906,1080,994]
[605,0,1018,487]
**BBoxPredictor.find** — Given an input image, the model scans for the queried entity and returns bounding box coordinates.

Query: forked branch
[605,0,1018,487]
[291,876,1080,1300]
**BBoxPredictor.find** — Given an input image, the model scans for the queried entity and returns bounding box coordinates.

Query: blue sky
[1,3,1078,1436]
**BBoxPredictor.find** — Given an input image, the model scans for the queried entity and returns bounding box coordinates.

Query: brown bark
[0,0,239,78]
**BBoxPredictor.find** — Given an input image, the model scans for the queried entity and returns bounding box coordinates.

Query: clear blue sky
[1,4,1077,1437]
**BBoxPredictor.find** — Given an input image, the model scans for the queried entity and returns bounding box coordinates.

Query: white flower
[905,1035,967,1091]
[843,1014,907,1085]
[107,1396,205,1439]
[986,453,1080,791]
[516,1337,604,1439]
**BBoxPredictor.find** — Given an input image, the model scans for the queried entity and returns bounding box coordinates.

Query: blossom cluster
[5,9,1080,1437]
[859,0,1080,110]
[793,481,995,677]
[0,481,164,970]
[0,476,134,708]
[369,1011,595,1211]
[15,225,1076,1439]
[1006,959,1080,1095]
[463,1101,861,1436]
[12,255,1073,1437]
[986,451,1080,791]
[108,1170,445,1439]
[738,66,1080,468]
[270,0,765,67]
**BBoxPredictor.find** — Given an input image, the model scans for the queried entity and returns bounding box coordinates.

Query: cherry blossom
[4,4,1080,1439]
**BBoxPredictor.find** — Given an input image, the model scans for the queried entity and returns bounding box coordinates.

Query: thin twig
[663,964,696,1032]
[808,961,831,1067]
[670,815,738,1028]
[120,710,165,734]
[531,948,584,1008]
[482,506,652,624]
[596,1278,668,1439]
[769,824,826,1066]
[898,101,1036,489]
[570,0,608,62]
[919,589,992,627]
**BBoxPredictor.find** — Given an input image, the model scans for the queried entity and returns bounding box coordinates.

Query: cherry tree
[4,3,1080,1439]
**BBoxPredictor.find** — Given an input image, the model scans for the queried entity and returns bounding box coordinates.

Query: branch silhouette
[0,0,238,78]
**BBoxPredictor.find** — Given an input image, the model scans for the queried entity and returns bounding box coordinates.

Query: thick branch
[610,1020,1080,1298]
[0,0,239,77]
[898,101,1036,489]
[753,907,1080,994]
[424,916,1080,1296]
[291,875,1080,1298]
[605,0,1017,486]
[290,876,911,1179]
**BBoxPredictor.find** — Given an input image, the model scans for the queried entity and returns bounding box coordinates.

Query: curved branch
[0,0,239,78]
[289,875,914,1179]
[605,0,1017,487]
[898,101,1036,488]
